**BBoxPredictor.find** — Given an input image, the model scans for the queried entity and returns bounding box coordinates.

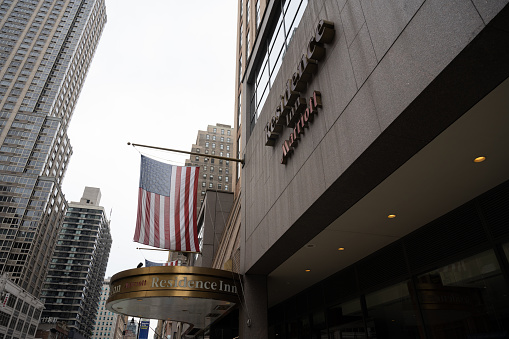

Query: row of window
[250,0,308,129]
[210,127,231,135]
[201,183,229,193]
[206,134,231,142]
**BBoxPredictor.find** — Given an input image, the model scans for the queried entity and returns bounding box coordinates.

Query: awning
[106,266,240,331]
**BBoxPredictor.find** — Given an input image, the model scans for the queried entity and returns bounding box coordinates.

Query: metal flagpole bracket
[128,142,245,165]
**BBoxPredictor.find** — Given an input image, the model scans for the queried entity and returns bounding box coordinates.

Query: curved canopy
[106,266,240,331]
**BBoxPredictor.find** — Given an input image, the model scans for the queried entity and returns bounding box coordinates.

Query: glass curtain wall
[249,0,308,131]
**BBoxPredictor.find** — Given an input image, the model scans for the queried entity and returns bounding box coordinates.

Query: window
[206,134,210,140]
[213,135,216,141]
[201,191,205,195]
[205,142,209,147]
[221,129,225,135]
[247,0,250,25]
[250,0,308,129]
[225,176,229,183]
[239,24,243,51]
[209,183,213,188]
[213,128,217,133]
[219,176,222,181]
[225,185,229,191]
[238,92,242,128]
[218,184,222,190]
[210,175,213,180]
[247,28,251,57]
[256,0,260,29]
[238,54,243,83]
[204,165,207,171]
[195,156,199,161]
[211,158,215,164]
[210,166,214,172]
[195,148,200,152]
[227,130,231,136]
[203,174,206,179]
[220,144,224,150]
[202,182,206,187]
[227,145,230,151]
[221,137,224,142]
[212,143,215,148]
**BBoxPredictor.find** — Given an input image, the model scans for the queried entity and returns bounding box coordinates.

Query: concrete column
[239,274,268,339]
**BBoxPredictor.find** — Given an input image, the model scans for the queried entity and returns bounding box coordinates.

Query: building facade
[0,273,44,339]
[219,0,509,338]
[0,0,107,300]
[40,187,111,338]
[185,124,234,212]
[92,278,125,339]
[192,191,234,269]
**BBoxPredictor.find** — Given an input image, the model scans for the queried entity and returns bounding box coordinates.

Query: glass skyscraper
[0,0,106,299]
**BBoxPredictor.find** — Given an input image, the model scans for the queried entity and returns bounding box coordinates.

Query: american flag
[133,155,200,252]
[145,259,179,267]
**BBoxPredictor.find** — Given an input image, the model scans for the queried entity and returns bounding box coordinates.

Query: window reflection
[417,250,509,339]
[365,281,422,338]
[328,299,365,339]
[250,0,308,129]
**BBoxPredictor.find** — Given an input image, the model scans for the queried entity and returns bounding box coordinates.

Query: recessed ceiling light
[338,247,345,251]
[305,269,311,272]
[474,156,486,163]
[388,214,396,219]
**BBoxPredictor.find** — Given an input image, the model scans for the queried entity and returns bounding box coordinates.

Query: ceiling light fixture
[388,214,396,219]
[338,247,345,251]
[474,156,486,163]
[305,269,311,272]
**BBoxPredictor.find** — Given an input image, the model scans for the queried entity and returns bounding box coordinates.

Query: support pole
[128,142,244,165]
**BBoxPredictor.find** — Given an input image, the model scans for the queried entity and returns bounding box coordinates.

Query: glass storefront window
[365,281,421,338]
[417,249,509,339]
[327,299,365,339]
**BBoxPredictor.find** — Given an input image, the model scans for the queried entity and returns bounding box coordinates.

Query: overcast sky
[61,0,238,323]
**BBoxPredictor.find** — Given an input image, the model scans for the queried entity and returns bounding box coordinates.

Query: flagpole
[128,142,244,165]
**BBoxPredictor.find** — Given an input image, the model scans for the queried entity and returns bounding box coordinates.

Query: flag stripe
[175,167,182,251]
[191,167,199,251]
[183,167,191,251]
[153,193,160,247]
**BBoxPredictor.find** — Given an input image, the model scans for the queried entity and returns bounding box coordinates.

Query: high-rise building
[0,0,107,300]
[92,278,126,339]
[185,123,234,212]
[40,187,111,338]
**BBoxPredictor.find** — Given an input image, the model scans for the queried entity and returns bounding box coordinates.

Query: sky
[61,0,238,302]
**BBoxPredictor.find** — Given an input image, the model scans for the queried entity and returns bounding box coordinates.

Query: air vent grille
[357,242,407,291]
[479,180,509,239]
[405,201,487,271]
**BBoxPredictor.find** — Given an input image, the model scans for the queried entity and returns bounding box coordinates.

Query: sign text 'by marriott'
[263,19,335,164]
